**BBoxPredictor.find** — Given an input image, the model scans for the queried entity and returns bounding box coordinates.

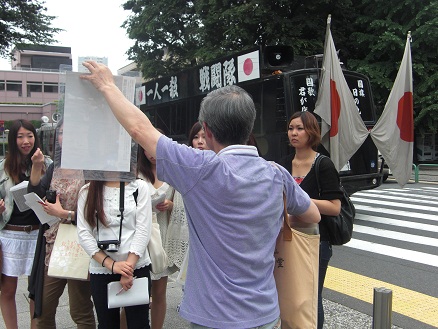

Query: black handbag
[314,155,355,245]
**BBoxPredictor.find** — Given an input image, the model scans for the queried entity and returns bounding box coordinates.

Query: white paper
[107,277,149,308]
[24,193,59,226]
[10,181,30,212]
[151,193,166,210]
[61,72,136,172]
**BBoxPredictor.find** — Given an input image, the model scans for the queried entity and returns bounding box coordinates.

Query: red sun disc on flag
[397,92,414,142]
[329,80,341,137]
[243,58,253,76]
[139,90,143,102]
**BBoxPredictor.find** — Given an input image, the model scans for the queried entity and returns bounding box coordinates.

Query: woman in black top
[287,111,343,329]
[0,119,52,329]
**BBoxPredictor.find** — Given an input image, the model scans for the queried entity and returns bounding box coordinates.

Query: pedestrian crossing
[325,185,438,327]
[348,186,438,268]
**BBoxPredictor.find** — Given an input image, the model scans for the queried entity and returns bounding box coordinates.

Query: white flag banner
[237,50,260,82]
[371,33,413,187]
[136,86,146,106]
[314,16,369,171]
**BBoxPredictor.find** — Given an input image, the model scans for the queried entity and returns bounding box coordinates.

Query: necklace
[293,153,315,168]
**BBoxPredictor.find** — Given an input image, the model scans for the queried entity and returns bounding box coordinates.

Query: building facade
[0,45,72,122]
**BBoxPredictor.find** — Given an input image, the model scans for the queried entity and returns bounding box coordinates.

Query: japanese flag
[237,50,260,82]
[371,33,413,187]
[314,15,369,171]
[135,86,146,106]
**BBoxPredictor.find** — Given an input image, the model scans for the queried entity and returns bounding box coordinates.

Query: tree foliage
[122,0,200,78]
[123,0,354,77]
[0,0,61,58]
[347,0,438,133]
[123,0,437,132]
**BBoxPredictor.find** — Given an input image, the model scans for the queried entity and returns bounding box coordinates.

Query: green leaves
[0,0,62,58]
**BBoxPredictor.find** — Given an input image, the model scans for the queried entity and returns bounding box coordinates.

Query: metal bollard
[372,287,392,329]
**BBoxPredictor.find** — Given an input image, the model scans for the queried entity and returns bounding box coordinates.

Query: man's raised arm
[80,61,162,158]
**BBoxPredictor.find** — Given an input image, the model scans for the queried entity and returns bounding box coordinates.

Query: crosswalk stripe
[353,191,438,205]
[353,224,438,247]
[355,213,438,233]
[418,186,438,190]
[354,204,437,221]
[345,238,438,267]
[351,196,438,212]
[356,189,438,200]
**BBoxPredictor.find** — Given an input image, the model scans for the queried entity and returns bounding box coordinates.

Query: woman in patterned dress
[28,119,95,328]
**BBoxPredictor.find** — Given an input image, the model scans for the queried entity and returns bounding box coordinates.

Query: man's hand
[80,61,116,92]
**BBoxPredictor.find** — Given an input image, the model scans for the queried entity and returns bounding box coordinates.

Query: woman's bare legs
[0,275,18,329]
[150,276,168,329]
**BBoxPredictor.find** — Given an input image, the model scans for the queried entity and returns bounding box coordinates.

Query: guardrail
[413,163,438,183]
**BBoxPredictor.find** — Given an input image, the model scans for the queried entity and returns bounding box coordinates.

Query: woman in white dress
[137,144,175,329]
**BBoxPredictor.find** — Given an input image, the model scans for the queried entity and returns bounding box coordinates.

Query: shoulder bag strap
[271,161,293,241]
[314,155,325,196]
[118,182,125,244]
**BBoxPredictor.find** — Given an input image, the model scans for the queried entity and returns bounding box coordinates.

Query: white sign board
[62,72,136,172]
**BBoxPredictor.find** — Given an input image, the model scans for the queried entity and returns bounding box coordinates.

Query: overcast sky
[0,0,134,73]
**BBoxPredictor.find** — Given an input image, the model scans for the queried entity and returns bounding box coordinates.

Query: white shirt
[77,179,152,274]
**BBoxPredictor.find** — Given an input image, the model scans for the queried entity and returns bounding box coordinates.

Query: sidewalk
[2,273,403,329]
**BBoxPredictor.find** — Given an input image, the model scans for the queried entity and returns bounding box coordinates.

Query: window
[6,80,22,96]
[44,83,58,93]
[27,81,43,97]
[0,80,5,91]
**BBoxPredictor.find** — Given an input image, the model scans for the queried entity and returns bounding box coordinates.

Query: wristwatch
[67,211,72,221]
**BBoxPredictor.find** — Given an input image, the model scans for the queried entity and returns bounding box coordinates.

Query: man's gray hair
[198,85,256,145]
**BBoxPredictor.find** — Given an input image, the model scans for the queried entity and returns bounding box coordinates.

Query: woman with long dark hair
[0,119,52,329]
[77,177,152,329]
[28,119,95,328]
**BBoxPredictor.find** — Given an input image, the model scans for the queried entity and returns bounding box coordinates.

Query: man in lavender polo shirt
[81,62,320,329]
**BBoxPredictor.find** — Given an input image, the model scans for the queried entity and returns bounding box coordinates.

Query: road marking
[355,213,438,233]
[351,196,438,212]
[325,266,438,327]
[345,239,438,267]
[353,224,438,247]
[354,204,437,222]
[353,191,438,205]
[370,190,438,200]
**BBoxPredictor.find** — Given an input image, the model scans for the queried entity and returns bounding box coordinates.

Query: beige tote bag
[48,223,90,280]
[274,195,320,329]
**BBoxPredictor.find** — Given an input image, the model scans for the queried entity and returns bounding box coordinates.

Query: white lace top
[166,190,189,268]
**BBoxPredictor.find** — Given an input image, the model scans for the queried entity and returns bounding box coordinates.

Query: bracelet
[111,261,116,274]
[101,255,110,267]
